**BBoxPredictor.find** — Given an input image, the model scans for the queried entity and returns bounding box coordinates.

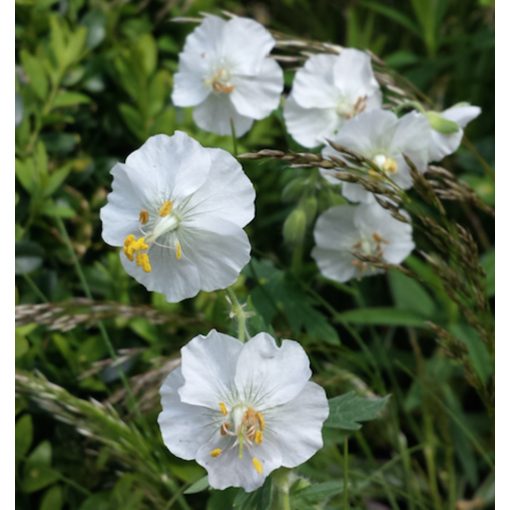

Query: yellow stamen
[159,200,173,217]
[212,82,235,94]
[219,402,228,416]
[135,252,152,273]
[383,158,398,174]
[255,430,263,445]
[123,234,136,261]
[256,412,265,431]
[175,241,182,260]
[252,457,263,474]
[210,448,222,458]
[139,210,149,224]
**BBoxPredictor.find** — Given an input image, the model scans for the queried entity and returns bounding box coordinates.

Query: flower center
[351,232,388,272]
[209,402,266,475]
[336,95,367,119]
[121,199,183,272]
[207,67,235,94]
[373,154,398,175]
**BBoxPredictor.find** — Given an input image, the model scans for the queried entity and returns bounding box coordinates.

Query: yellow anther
[136,252,152,273]
[383,158,398,174]
[134,237,149,251]
[256,412,265,431]
[139,210,149,224]
[219,402,228,416]
[175,241,182,260]
[210,448,222,458]
[252,457,263,474]
[212,82,235,94]
[159,200,173,217]
[123,234,136,261]
[255,430,263,445]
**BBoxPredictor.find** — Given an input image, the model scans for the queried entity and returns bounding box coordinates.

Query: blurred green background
[15,1,494,509]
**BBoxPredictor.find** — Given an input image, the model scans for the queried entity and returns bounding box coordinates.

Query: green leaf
[44,165,72,197]
[15,158,36,194]
[53,91,91,108]
[21,50,48,100]
[335,307,426,327]
[293,481,344,507]
[360,1,421,37]
[388,269,436,317]
[135,34,157,76]
[40,485,63,510]
[41,199,76,218]
[326,392,391,430]
[234,478,273,510]
[16,414,33,461]
[184,476,209,494]
[22,441,60,493]
[15,241,44,275]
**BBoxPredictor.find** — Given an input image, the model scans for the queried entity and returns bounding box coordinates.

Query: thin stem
[226,287,248,342]
[54,217,143,422]
[230,118,238,156]
[343,436,350,510]
[22,273,49,303]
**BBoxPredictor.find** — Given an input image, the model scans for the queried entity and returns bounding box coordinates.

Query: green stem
[226,287,248,342]
[55,217,143,422]
[343,436,350,510]
[272,469,292,510]
[230,118,238,156]
[22,273,49,303]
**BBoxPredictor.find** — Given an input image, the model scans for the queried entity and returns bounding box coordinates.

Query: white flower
[172,15,284,137]
[424,103,481,161]
[283,49,382,148]
[158,330,329,492]
[312,202,414,283]
[100,131,255,302]
[321,109,430,204]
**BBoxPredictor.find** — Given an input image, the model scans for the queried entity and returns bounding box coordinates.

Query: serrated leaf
[326,392,391,430]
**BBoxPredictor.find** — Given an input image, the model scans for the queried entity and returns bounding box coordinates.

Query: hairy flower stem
[272,469,292,510]
[226,287,248,342]
[55,217,143,423]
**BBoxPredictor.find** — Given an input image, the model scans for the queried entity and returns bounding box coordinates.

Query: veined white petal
[125,132,211,201]
[196,431,282,492]
[312,246,358,283]
[180,147,255,228]
[313,205,358,250]
[179,221,251,292]
[221,17,276,74]
[179,330,243,408]
[158,367,217,460]
[265,381,329,467]
[192,93,253,136]
[333,48,380,99]
[442,104,481,128]
[120,243,201,302]
[231,58,283,119]
[172,68,210,107]
[284,96,339,148]
[292,54,339,109]
[234,333,312,408]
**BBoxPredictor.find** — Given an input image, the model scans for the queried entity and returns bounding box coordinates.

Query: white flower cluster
[98,14,482,493]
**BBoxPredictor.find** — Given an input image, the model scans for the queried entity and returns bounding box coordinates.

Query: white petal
[442,104,481,128]
[313,205,358,250]
[125,132,211,202]
[230,58,283,119]
[291,54,340,109]
[179,219,251,292]
[192,93,253,136]
[178,330,243,408]
[100,163,146,246]
[172,68,210,107]
[221,17,276,74]
[180,147,255,228]
[234,333,312,408]
[312,246,357,283]
[265,381,329,467]
[332,48,380,99]
[196,432,282,492]
[342,182,376,204]
[391,111,430,172]
[158,367,216,460]
[284,96,339,148]
[120,243,201,302]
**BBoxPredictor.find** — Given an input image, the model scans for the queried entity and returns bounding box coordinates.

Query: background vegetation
[15,0,494,509]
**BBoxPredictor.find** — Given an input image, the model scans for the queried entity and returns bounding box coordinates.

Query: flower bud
[426,111,460,134]
[283,208,307,245]
[301,196,318,225]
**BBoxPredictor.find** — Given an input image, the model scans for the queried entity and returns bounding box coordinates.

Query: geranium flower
[424,103,481,161]
[158,330,329,492]
[172,15,284,137]
[321,109,430,204]
[312,202,414,283]
[283,49,382,148]
[100,131,255,302]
